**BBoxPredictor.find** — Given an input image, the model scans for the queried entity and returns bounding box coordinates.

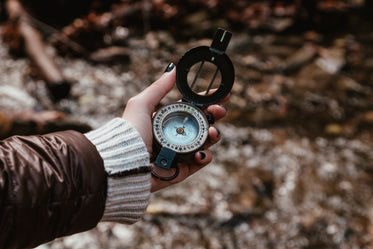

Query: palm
[121,67,228,192]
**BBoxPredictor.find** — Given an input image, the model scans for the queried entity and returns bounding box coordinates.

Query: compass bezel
[176,46,235,107]
[153,102,209,154]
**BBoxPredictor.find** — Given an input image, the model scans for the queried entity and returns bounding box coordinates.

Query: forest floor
[1,1,373,248]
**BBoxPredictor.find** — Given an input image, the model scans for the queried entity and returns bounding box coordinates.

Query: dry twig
[4,0,71,101]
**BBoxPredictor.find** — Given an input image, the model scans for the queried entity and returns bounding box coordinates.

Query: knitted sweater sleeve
[84,118,151,224]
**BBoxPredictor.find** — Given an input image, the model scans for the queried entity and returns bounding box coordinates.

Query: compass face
[162,112,199,146]
[153,102,209,154]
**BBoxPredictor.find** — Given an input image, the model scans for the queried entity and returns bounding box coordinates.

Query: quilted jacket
[0,131,107,248]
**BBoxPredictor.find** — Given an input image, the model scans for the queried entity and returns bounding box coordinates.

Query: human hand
[122,63,229,192]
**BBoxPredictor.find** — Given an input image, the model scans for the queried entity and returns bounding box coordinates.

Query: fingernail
[199,151,206,160]
[206,113,215,124]
[216,128,221,138]
[164,62,175,73]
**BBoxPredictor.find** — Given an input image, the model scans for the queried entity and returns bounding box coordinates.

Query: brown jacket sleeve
[0,130,107,249]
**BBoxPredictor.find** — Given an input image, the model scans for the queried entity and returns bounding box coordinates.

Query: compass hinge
[155,147,177,170]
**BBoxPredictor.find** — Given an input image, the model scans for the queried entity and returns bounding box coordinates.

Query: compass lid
[176,29,235,107]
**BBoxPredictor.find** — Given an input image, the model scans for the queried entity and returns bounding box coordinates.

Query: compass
[152,28,235,180]
[153,102,209,153]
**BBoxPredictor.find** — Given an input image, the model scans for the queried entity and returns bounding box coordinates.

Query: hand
[122,64,229,192]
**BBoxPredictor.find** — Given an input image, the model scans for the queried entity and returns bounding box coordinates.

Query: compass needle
[183,117,189,124]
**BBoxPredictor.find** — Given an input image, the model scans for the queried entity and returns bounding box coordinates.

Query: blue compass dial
[153,102,209,154]
[162,112,199,146]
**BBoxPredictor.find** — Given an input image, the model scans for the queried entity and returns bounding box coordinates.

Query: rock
[324,123,343,135]
[315,47,346,74]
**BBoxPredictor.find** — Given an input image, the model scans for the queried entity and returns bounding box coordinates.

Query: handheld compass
[152,28,235,180]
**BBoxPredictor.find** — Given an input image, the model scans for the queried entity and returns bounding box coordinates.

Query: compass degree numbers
[153,102,209,154]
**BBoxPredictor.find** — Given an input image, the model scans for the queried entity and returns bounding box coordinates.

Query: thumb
[135,63,176,114]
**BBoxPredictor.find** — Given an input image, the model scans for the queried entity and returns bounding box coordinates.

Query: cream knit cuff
[85,118,151,224]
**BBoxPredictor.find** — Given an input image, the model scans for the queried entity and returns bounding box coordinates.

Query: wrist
[85,117,151,223]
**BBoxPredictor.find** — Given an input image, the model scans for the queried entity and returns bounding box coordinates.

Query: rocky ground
[1,2,373,248]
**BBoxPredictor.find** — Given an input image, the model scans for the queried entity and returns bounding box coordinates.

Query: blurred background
[1,0,373,248]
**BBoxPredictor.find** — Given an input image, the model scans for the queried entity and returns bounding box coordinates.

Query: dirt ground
[1,1,373,248]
